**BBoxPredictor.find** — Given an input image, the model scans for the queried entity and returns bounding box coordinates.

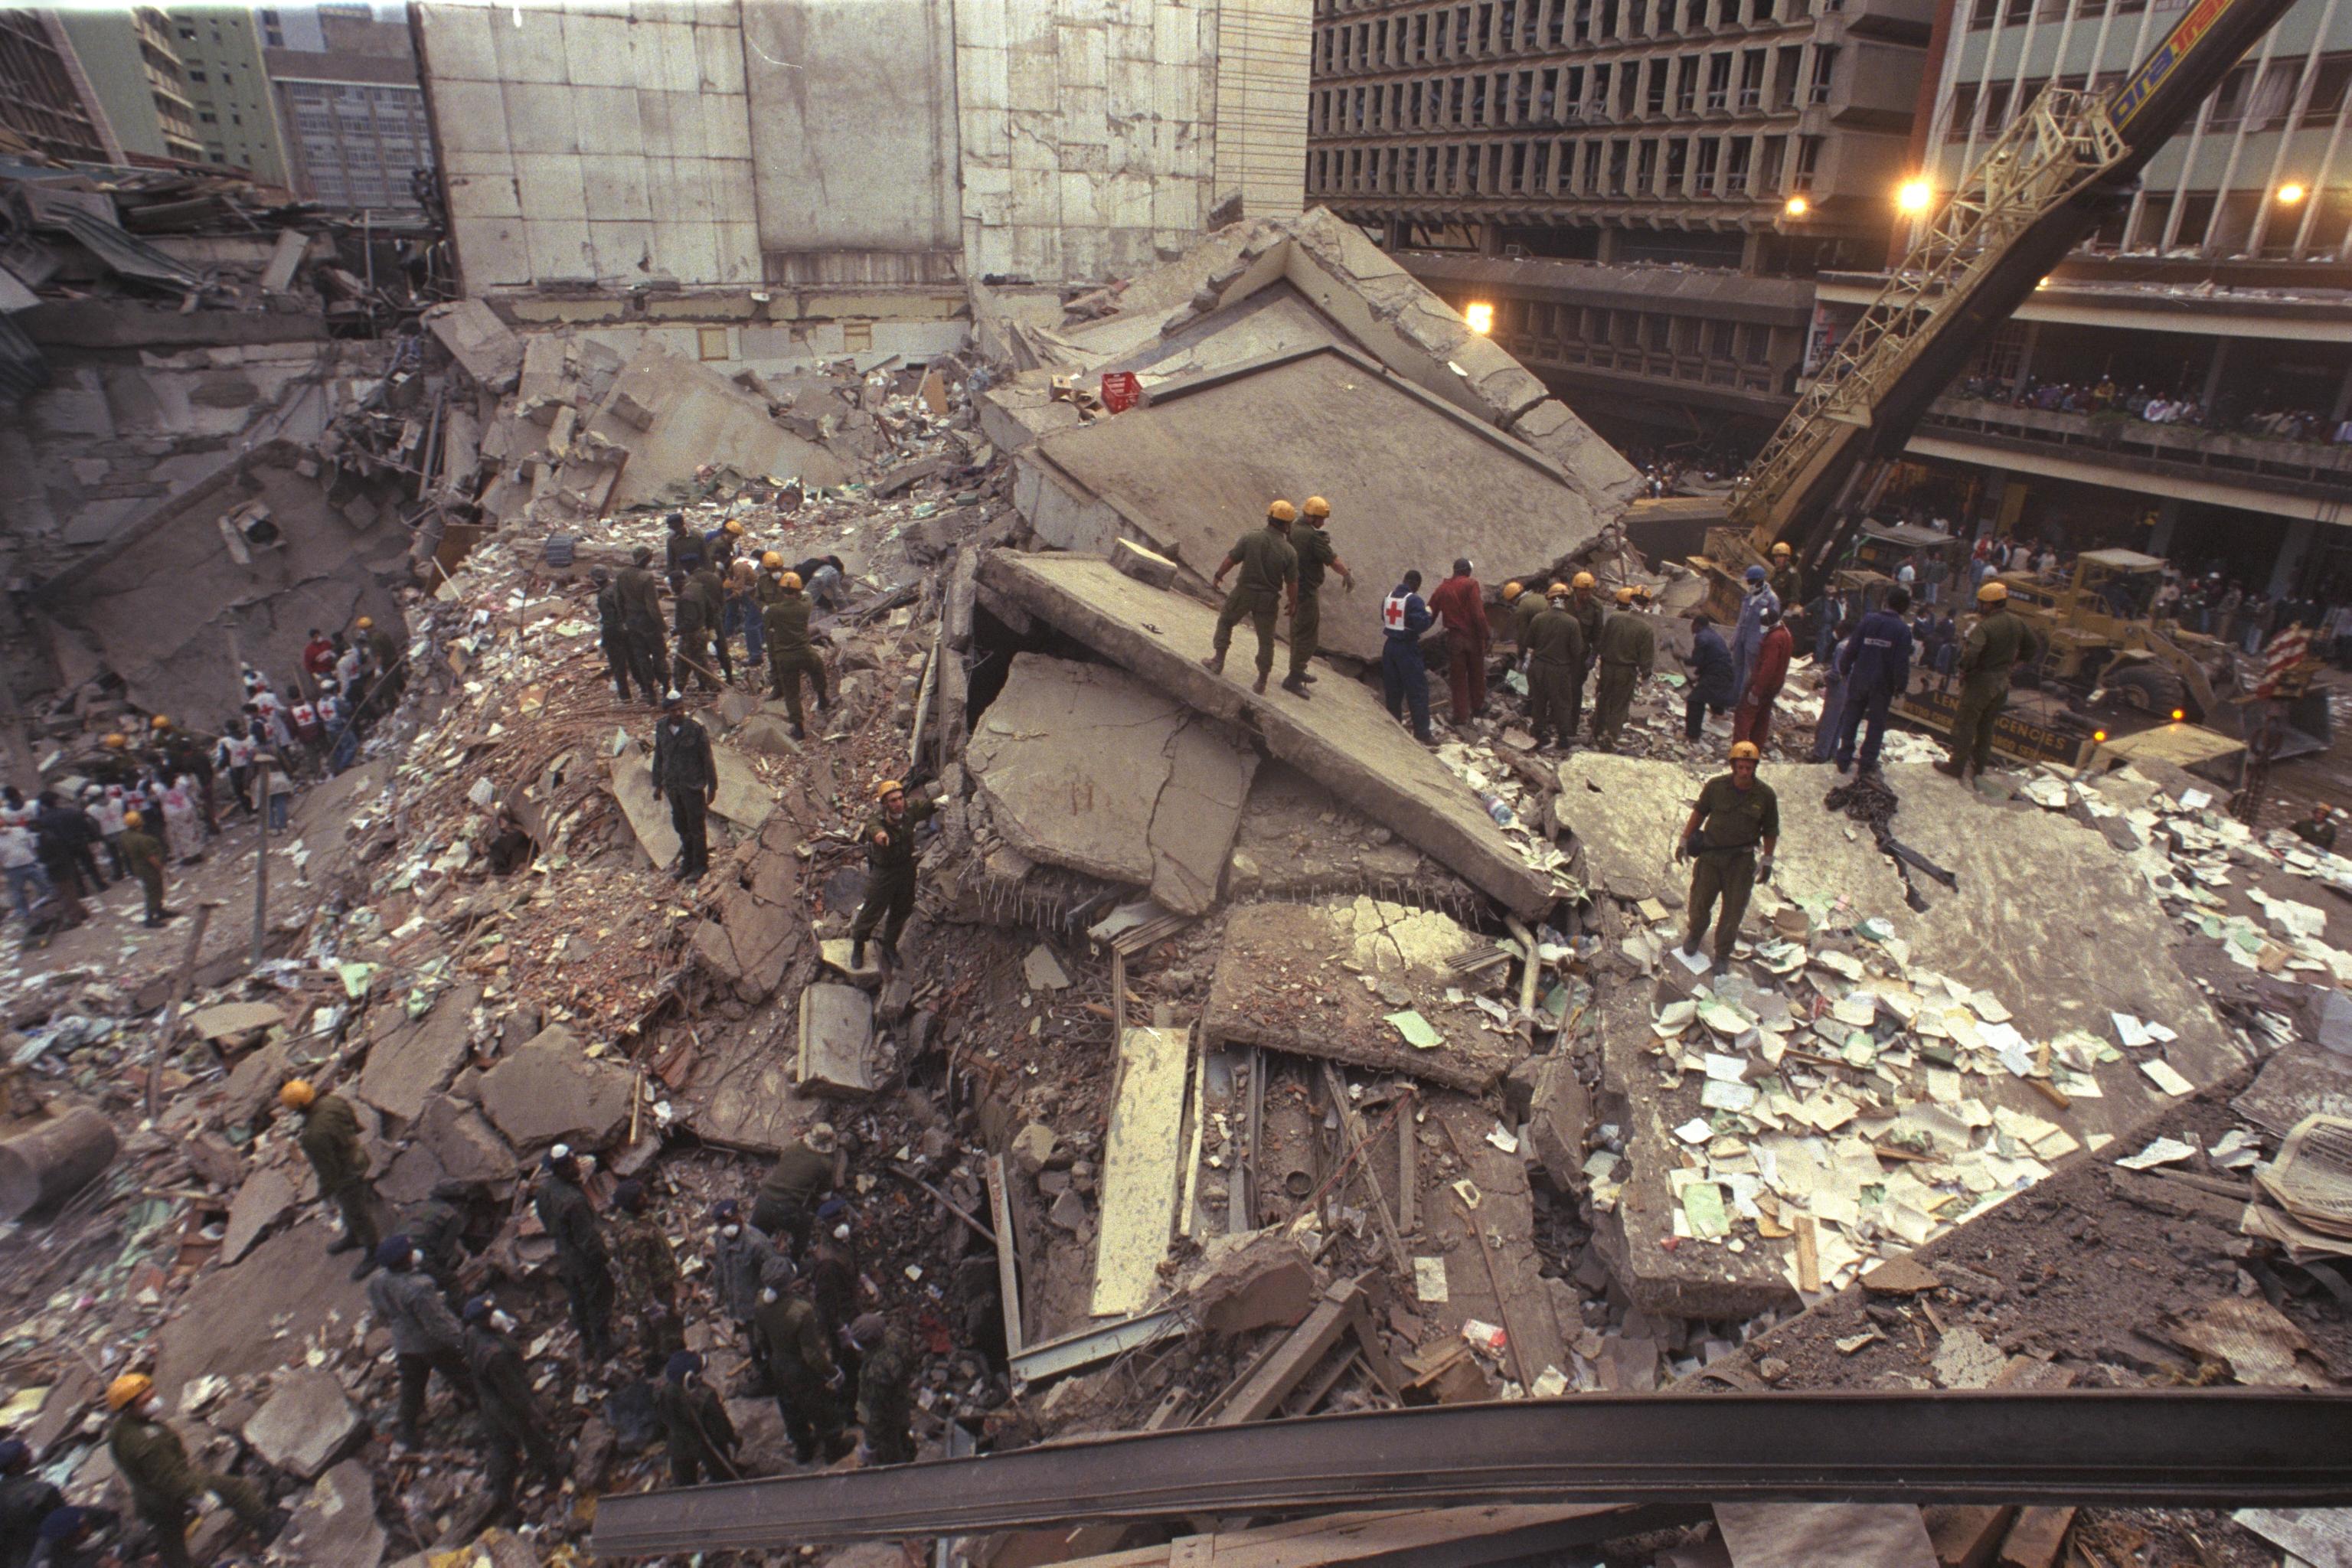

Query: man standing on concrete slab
[1935,580,2038,786]
[1833,586,1914,776]
[1589,587,1655,751]
[1730,565,1781,702]
[1280,495,1353,698]
[1201,500,1298,696]
[617,547,668,703]
[762,572,831,740]
[1730,606,1793,751]
[1427,557,1490,727]
[1380,570,1439,746]
[366,1236,472,1449]
[1564,571,1605,737]
[1524,583,1585,753]
[852,779,940,969]
[284,1079,383,1279]
[1677,740,1779,976]
[651,692,717,881]
[1681,613,1734,741]
[534,1145,615,1364]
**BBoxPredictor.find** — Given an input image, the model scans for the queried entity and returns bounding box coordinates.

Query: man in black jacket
[533,1145,614,1363]
[461,1297,563,1524]
[650,693,718,880]
[32,792,104,898]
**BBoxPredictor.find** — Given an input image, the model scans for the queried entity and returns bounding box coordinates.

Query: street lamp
[1465,301,1495,335]
[1783,193,1810,218]
[2276,181,2309,205]
[1896,178,1934,216]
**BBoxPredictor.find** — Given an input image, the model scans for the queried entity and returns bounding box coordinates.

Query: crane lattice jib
[1727,89,2126,540]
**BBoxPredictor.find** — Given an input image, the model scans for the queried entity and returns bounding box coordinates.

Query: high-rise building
[1806,0,2352,596]
[57,6,207,165]
[1302,0,1936,450]
[0,10,119,165]
[264,2,430,210]
[165,4,292,185]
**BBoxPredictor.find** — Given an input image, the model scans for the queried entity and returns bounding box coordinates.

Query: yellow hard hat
[279,1079,316,1109]
[1615,586,1637,603]
[106,1373,153,1412]
[1302,496,1331,518]
[1978,580,2008,603]
[725,519,744,536]
[875,778,904,800]
[356,616,374,630]
[1771,542,1792,557]
[103,733,126,749]
[1501,581,1524,602]
[762,550,782,570]
[1572,571,1596,590]
[1266,500,1297,524]
[123,810,142,829]
[151,716,171,730]
[779,571,803,592]
[1729,741,1761,762]
[1546,581,1570,599]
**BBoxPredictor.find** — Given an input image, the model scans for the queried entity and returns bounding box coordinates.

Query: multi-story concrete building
[264,2,431,210]
[1808,0,2352,596]
[1302,0,1935,450]
[0,11,119,165]
[57,6,207,165]
[167,5,292,184]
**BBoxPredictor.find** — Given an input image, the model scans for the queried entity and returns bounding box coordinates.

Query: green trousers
[1528,659,1575,742]
[1287,590,1321,679]
[1592,663,1638,746]
[1687,848,1757,968]
[1949,676,2008,771]
[768,646,828,727]
[1214,590,1279,677]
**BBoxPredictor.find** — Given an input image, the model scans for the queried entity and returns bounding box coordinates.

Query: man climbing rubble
[1280,495,1353,698]
[852,779,940,971]
[1677,740,1779,977]
[651,692,718,882]
[762,571,832,740]
[753,1278,845,1466]
[283,1079,383,1279]
[1934,580,2042,787]
[534,1145,615,1364]
[105,1374,280,1568]
[1380,570,1439,746]
[1201,500,1298,695]
[365,1236,473,1449]
[460,1297,564,1527]
[617,546,668,702]
[1525,583,1585,754]
[1589,587,1656,751]
[655,1352,739,1487]
[609,1179,684,1377]
[753,1122,838,1249]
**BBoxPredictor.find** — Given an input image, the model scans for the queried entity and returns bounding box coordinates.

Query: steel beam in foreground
[594,1391,2352,1555]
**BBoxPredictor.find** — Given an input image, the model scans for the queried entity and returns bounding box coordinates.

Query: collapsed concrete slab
[1204,900,1520,1093]
[1560,755,2249,1317]
[413,1096,514,1187]
[220,1163,299,1265]
[1013,346,1613,666]
[608,734,776,871]
[477,1024,635,1152]
[351,982,480,1125]
[968,654,1256,916]
[281,1458,384,1568]
[1227,763,1455,904]
[423,299,522,393]
[243,1368,362,1480]
[798,984,877,1097]
[585,343,853,510]
[152,1220,369,1403]
[978,551,1559,918]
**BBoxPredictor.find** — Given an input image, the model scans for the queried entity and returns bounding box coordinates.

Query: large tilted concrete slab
[1014,347,1614,666]
[978,551,1560,918]
[969,654,1256,916]
[1557,754,2249,1316]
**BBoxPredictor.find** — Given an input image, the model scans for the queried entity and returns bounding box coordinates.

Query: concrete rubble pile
[0,210,2345,1568]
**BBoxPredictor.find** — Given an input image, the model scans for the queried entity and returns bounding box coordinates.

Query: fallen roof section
[590,1390,2352,1551]
[976,550,1560,918]
[1014,345,1612,665]
[586,341,852,510]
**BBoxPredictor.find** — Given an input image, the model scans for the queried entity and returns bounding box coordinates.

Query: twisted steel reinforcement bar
[594,1392,2352,1554]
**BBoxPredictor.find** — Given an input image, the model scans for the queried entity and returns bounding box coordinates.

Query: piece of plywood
[1090,1026,1192,1318]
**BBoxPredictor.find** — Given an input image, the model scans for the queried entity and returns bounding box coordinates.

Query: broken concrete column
[0,1106,119,1220]
[798,984,877,1097]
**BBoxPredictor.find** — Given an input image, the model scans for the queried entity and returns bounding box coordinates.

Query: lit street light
[1465,302,1495,335]
[1783,194,1810,218]
[1896,178,1934,216]
[2276,181,2308,205]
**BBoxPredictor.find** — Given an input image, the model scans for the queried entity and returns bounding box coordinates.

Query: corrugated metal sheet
[48,210,204,289]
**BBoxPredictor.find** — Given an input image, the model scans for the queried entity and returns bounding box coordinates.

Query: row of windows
[1947,54,2352,143]
[1438,292,1794,390]
[1312,44,1834,134]
[1308,128,1822,198]
[1315,0,1831,77]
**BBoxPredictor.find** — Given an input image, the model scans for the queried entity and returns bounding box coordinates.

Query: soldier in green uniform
[1200,500,1299,695]
[1524,582,1586,752]
[1564,573,1606,737]
[761,570,831,739]
[460,1297,564,1525]
[616,546,668,702]
[1677,741,1779,976]
[608,1179,685,1377]
[282,1079,382,1279]
[753,1282,846,1465]
[654,1351,739,1486]
[105,1374,276,1568]
[1769,542,1805,626]
[1935,580,2040,786]
[849,1313,916,1467]
[675,562,730,691]
[118,808,171,927]
[534,1145,615,1364]
[851,779,941,971]
[752,1122,835,1248]
[1280,495,1354,697]
[1589,587,1657,751]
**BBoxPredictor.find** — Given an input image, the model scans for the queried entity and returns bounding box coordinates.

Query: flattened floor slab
[969,654,1256,916]
[978,552,1558,917]
[586,343,851,509]
[1204,900,1521,1093]
[152,1220,369,1404]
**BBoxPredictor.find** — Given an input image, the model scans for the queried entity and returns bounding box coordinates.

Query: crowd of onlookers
[1957,374,2352,445]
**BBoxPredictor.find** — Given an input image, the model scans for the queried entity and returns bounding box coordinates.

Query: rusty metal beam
[593,1391,2352,1555]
